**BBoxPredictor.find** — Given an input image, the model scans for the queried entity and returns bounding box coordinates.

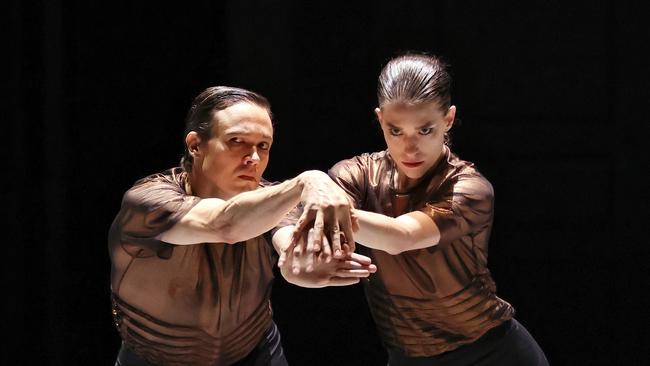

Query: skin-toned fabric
[114,322,288,366]
[328,147,515,357]
[109,168,277,365]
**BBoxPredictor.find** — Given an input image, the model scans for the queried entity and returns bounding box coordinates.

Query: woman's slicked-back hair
[181,86,272,172]
[377,53,452,111]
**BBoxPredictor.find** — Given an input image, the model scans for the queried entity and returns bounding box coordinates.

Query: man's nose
[244,148,261,165]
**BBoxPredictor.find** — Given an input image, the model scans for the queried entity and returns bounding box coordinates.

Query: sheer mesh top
[108,168,276,365]
[328,148,514,357]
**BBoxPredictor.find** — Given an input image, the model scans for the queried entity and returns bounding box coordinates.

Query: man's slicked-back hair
[181,86,272,172]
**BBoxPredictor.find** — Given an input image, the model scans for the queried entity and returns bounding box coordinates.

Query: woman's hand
[280,229,376,287]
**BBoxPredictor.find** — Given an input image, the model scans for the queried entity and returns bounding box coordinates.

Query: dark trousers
[115,322,288,366]
[388,319,549,366]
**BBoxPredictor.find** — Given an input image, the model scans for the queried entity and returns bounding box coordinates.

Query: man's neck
[186,170,230,199]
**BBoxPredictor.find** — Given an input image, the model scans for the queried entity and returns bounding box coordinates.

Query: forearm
[161,171,329,245]
[210,177,304,243]
[354,209,440,254]
[214,170,337,243]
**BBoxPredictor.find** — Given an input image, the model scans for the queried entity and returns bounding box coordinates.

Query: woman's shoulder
[328,151,392,182]
[444,151,493,194]
[334,150,390,167]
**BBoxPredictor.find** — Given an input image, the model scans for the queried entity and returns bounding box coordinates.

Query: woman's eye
[419,127,433,135]
[389,128,402,136]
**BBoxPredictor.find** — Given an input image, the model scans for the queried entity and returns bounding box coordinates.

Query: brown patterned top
[329,147,514,357]
[108,168,276,365]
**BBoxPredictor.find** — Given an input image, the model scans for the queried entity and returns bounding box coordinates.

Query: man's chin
[237,180,259,191]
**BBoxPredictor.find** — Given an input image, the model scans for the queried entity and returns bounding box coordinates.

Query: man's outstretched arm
[158,170,354,245]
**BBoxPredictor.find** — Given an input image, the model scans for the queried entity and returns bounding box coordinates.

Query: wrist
[297,170,326,185]
[296,170,326,197]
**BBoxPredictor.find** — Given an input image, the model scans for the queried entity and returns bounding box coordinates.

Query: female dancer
[287,53,549,365]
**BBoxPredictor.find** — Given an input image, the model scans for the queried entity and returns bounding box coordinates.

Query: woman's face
[376,101,456,179]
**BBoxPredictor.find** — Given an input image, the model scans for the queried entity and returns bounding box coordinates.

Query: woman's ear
[444,105,457,131]
[374,107,383,125]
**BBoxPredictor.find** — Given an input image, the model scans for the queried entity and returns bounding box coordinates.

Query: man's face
[196,102,273,199]
[376,101,455,180]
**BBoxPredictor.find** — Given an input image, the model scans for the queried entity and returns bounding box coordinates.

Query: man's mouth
[238,175,256,181]
[402,161,424,168]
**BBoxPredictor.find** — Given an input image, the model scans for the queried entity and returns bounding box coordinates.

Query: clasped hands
[278,172,376,286]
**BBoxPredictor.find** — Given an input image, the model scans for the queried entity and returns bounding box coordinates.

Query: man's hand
[282,171,358,265]
[280,229,376,288]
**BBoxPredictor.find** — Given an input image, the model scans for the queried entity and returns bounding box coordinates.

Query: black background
[6,1,648,365]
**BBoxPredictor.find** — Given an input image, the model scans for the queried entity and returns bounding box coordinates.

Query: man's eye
[389,128,402,136]
[419,127,433,135]
[230,137,242,143]
[258,142,270,150]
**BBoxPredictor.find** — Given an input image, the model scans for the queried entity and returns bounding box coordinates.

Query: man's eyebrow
[224,128,273,140]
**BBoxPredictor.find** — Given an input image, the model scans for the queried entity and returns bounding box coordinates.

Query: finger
[291,236,305,275]
[278,249,287,267]
[292,237,303,258]
[292,254,301,275]
[305,228,315,273]
[278,238,298,267]
[327,277,361,286]
[312,209,325,252]
[339,207,356,254]
[338,268,373,276]
[348,252,373,266]
[340,260,364,269]
[341,240,354,257]
[330,218,342,259]
[291,209,312,245]
[320,234,332,263]
[281,246,297,273]
[339,260,377,275]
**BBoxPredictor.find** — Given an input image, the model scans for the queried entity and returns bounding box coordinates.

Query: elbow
[212,221,243,244]
[382,225,418,255]
[210,200,248,244]
[220,231,246,245]
[383,225,414,255]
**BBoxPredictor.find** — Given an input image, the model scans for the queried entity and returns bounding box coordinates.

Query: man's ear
[185,131,202,158]
[444,105,457,132]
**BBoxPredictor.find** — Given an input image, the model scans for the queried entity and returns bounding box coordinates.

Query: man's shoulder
[122,167,189,207]
[131,167,186,191]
